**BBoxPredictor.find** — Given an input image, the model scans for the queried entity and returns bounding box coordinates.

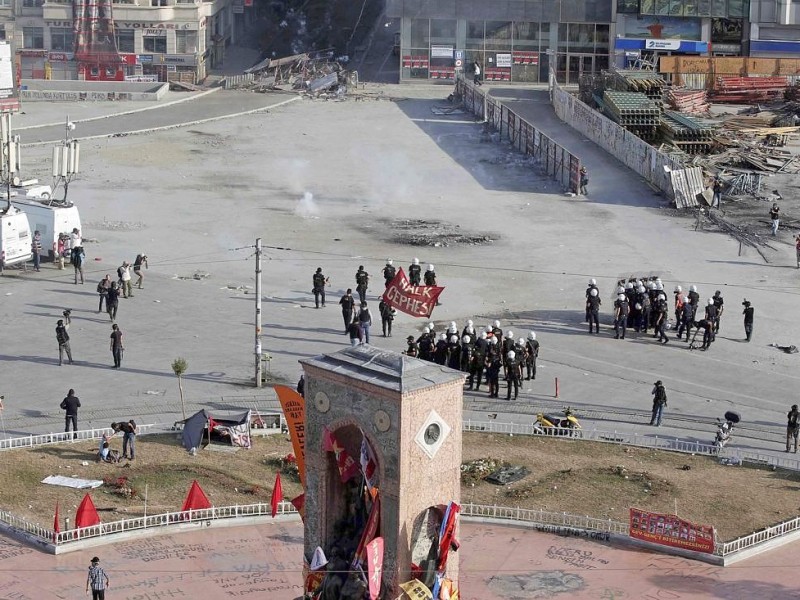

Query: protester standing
[133,253,148,289]
[110,324,124,369]
[742,299,754,342]
[106,282,120,322]
[70,228,85,284]
[579,167,589,195]
[649,381,667,427]
[120,419,137,460]
[118,262,133,298]
[56,315,73,366]
[357,302,373,345]
[86,556,109,599]
[472,59,482,86]
[339,288,356,332]
[60,389,80,438]
[769,202,781,235]
[97,275,112,313]
[31,230,42,272]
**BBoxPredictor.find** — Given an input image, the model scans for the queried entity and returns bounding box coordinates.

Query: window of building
[143,36,167,53]
[176,30,198,53]
[514,22,540,48]
[115,29,134,52]
[698,0,712,15]
[754,0,777,21]
[22,0,44,7]
[0,25,5,39]
[150,0,168,6]
[711,0,728,15]
[640,0,655,12]
[50,27,74,52]
[617,0,640,12]
[727,0,748,16]
[485,21,512,50]
[569,23,596,53]
[0,0,9,7]
[466,21,484,49]
[410,18,429,49]
[430,19,456,44]
[22,27,44,48]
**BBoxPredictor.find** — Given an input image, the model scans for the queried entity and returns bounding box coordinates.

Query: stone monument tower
[300,345,464,595]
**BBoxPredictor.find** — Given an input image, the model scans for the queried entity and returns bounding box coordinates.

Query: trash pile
[238,51,353,98]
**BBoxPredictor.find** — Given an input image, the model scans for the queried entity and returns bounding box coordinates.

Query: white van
[0,206,33,272]
[11,198,81,260]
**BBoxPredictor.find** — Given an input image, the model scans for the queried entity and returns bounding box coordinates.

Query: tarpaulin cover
[180,409,252,451]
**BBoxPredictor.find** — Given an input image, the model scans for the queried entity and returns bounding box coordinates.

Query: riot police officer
[408,258,422,286]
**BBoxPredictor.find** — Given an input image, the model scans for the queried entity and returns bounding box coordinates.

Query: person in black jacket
[742,299,754,342]
[339,289,356,332]
[649,381,667,426]
[312,267,328,308]
[60,389,81,438]
[408,258,422,286]
[56,315,73,366]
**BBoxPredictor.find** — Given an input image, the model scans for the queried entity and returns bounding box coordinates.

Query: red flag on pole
[181,480,212,512]
[53,501,60,540]
[352,493,381,568]
[74,494,101,528]
[271,472,283,518]
[382,268,444,318]
[290,493,305,521]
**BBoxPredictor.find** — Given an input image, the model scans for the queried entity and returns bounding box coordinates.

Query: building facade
[386,0,614,84]
[0,0,255,82]
[749,0,800,57]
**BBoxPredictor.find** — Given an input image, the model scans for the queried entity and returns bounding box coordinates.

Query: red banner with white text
[629,508,715,554]
[382,268,443,318]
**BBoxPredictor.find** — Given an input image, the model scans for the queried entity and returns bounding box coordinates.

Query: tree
[171,357,188,421]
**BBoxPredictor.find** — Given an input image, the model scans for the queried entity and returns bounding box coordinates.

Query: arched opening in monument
[410,505,445,589]
[323,424,381,569]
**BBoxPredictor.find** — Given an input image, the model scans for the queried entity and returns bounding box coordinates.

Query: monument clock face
[373,410,391,432]
[314,392,331,413]
[415,409,451,458]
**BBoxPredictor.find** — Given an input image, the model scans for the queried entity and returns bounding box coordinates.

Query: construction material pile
[711,76,789,103]
[600,91,661,141]
[664,88,709,115]
[659,111,714,154]
[603,70,664,105]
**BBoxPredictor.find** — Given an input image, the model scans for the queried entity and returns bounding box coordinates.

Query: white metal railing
[0,425,156,452]
[460,503,629,535]
[719,514,800,555]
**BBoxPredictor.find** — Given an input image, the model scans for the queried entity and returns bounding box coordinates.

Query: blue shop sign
[616,38,708,53]
[137,54,154,63]
[750,40,800,54]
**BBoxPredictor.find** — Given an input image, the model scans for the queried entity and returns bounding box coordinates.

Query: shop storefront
[614,14,710,67]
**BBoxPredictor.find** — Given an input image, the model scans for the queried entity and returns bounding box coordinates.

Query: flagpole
[144,483,149,518]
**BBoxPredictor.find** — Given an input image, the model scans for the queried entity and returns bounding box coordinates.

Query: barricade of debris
[232,50,353,98]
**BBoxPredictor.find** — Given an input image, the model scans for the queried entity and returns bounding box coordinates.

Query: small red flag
[74,494,101,528]
[181,480,212,512]
[291,493,305,521]
[53,501,60,540]
[271,472,283,518]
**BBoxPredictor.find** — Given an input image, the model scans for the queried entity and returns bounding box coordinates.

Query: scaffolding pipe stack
[602,91,661,141]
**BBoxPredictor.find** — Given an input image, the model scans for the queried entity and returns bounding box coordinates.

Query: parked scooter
[534,407,582,436]
[714,411,741,449]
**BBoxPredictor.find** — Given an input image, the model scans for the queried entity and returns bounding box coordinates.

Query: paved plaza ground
[0,75,799,598]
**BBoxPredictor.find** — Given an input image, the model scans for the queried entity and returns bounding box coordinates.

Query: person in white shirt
[118,261,133,298]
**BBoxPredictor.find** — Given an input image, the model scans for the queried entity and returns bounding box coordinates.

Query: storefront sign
[45,21,72,27]
[629,508,715,554]
[431,45,453,59]
[645,39,681,50]
[512,50,539,65]
[144,29,167,36]
[119,53,137,65]
[47,52,73,62]
[137,54,154,63]
[711,43,742,54]
[18,50,47,57]
[161,54,197,66]
[122,19,205,30]
[496,53,512,68]
[620,15,701,40]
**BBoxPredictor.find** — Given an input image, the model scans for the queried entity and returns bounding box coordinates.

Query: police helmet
[479,331,487,340]
[690,285,697,292]
[518,337,525,345]
[659,293,666,301]
[413,258,419,265]
[656,283,664,291]
[439,333,446,341]
[493,319,501,328]
[450,335,458,343]
[617,286,625,294]
[707,298,714,305]
[675,285,682,293]
[506,330,514,339]
[490,337,498,345]
[589,278,596,285]
[618,294,626,300]
[467,319,474,327]
[528,331,537,340]
[428,264,434,271]
[648,282,656,290]
[625,282,634,290]
[462,335,471,344]
[423,327,430,334]
[387,259,393,265]
[637,285,645,293]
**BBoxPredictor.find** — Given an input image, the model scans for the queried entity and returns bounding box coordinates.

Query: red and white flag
[382,268,443,318]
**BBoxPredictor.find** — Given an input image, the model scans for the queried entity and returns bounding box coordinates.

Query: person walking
[378,299,395,337]
[72,244,85,285]
[133,253,148,289]
[586,288,601,334]
[579,167,589,195]
[382,259,396,287]
[649,381,667,427]
[312,267,327,309]
[712,177,723,209]
[96,274,112,313]
[769,202,781,235]
[118,262,133,298]
[347,320,362,346]
[86,556,110,599]
[120,419,137,460]
[338,288,356,332]
[742,299,754,342]
[355,265,369,305]
[110,324,124,369]
[357,302,373,345]
[795,233,800,269]
[472,59,482,86]
[60,389,80,438]
[787,405,800,453]
[56,314,73,366]
[106,282,120,322]
[57,233,68,270]
[31,230,43,272]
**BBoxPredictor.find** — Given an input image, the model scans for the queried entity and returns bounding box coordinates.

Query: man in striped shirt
[86,556,109,599]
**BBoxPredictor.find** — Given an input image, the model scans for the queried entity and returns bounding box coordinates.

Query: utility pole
[0,112,20,214]
[52,117,79,203]
[255,237,262,388]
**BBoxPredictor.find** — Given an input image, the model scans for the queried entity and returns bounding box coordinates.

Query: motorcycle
[714,411,741,449]
[534,407,582,436]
